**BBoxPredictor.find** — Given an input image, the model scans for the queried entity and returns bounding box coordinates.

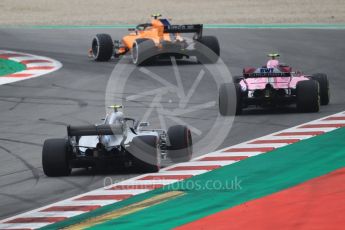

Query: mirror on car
[139,122,150,127]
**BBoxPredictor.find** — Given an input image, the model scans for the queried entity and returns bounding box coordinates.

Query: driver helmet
[266,53,280,68]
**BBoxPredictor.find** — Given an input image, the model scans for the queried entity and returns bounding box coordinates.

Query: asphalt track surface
[0,28,344,220]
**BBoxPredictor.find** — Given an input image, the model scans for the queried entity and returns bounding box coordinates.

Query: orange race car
[89,14,220,65]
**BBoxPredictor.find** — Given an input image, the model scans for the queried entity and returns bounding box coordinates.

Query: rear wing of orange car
[163,24,203,39]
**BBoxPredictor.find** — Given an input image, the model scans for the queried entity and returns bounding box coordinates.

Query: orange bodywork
[119,18,182,55]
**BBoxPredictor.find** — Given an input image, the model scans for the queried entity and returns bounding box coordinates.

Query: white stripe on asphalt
[114,179,179,185]
[163,160,234,167]
[25,63,56,68]
[24,211,85,218]
[58,200,116,206]
[0,223,50,229]
[84,189,149,195]
[140,170,206,176]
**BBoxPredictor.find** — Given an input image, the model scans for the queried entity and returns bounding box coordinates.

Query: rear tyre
[296,80,320,113]
[234,83,243,115]
[311,73,330,105]
[219,83,242,116]
[130,135,160,173]
[196,36,220,63]
[167,125,193,163]
[91,34,114,61]
[132,38,156,66]
[42,139,71,177]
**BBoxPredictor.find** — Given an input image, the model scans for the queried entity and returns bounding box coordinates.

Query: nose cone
[267,59,279,68]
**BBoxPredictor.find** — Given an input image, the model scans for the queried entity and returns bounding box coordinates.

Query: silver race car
[42,105,193,177]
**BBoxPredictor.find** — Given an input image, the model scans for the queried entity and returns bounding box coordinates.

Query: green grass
[0,58,26,76]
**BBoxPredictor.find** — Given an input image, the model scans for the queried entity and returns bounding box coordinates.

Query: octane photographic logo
[105,39,236,164]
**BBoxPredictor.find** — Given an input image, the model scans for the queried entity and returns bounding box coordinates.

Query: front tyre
[42,139,71,177]
[91,34,114,61]
[167,125,193,163]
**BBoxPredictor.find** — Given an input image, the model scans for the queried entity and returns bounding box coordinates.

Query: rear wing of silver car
[163,24,203,39]
[67,124,123,137]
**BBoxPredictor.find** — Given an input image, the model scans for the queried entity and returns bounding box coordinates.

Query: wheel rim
[326,80,330,103]
[186,129,192,160]
[155,137,161,170]
[327,88,330,102]
[92,38,99,58]
[132,42,139,64]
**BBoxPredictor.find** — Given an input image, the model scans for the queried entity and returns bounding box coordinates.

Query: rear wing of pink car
[243,67,291,78]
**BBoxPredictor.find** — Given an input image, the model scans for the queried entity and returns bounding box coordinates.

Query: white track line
[84,189,149,196]
[0,223,50,229]
[163,160,235,168]
[201,152,261,157]
[23,211,85,218]
[143,170,206,175]
[1,111,345,229]
[55,200,116,207]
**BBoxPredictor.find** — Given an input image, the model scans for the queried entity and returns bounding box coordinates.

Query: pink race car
[219,54,330,115]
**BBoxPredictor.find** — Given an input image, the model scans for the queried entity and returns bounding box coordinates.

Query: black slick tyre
[167,125,193,163]
[130,135,160,173]
[196,36,220,63]
[132,38,156,66]
[91,34,114,61]
[296,80,320,113]
[311,73,330,105]
[219,83,242,116]
[42,138,71,177]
